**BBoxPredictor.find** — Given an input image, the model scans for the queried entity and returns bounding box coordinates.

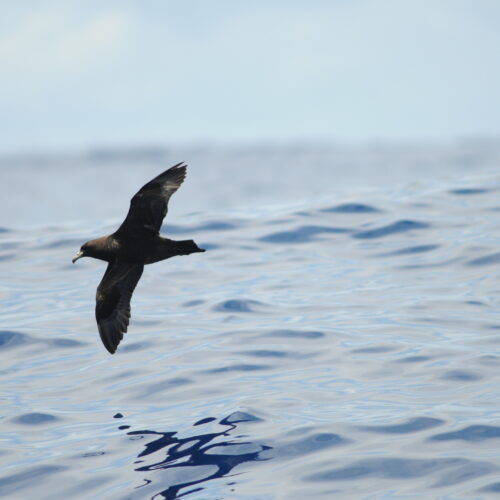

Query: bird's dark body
[73,163,204,354]
[84,234,201,265]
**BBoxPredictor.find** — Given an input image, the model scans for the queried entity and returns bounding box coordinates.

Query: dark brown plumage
[73,163,205,354]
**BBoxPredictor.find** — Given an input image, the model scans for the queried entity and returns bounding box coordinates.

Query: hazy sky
[1,0,499,153]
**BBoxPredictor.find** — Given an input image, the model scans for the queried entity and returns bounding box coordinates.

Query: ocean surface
[1,142,500,499]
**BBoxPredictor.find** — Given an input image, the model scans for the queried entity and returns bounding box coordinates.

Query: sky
[1,0,500,153]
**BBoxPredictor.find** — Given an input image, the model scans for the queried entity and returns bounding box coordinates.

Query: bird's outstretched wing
[96,261,144,354]
[116,162,187,236]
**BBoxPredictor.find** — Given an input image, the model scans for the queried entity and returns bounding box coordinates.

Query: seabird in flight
[72,163,205,353]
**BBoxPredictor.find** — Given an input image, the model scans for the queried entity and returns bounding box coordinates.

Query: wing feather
[96,262,144,354]
[116,162,187,235]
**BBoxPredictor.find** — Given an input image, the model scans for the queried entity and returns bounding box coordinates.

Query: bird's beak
[72,250,84,264]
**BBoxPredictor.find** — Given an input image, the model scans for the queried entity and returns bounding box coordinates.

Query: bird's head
[72,237,113,263]
[72,242,91,263]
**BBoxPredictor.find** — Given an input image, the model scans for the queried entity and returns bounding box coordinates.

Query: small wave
[0,331,28,349]
[465,252,500,266]
[321,203,381,213]
[12,413,59,425]
[305,457,495,486]
[259,225,350,243]
[353,220,430,239]
[430,425,500,442]
[358,417,444,434]
[449,188,489,195]
[351,346,394,354]
[205,364,270,374]
[396,355,432,363]
[273,432,348,460]
[480,481,500,492]
[383,244,439,256]
[214,299,265,313]
[441,370,482,382]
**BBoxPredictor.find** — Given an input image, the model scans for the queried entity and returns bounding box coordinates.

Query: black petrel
[72,163,205,354]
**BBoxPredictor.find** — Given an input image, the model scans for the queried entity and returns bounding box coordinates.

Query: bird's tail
[146,238,205,264]
[170,239,206,256]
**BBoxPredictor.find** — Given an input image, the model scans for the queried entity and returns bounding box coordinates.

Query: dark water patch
[465,300,485,306]
[183,299,204,307]
[441,370,481,382]
[351,345,394,354]
[465,252,500,266]
[479,355,500,365]
[433,461,496,487]
[194,417,217,426]
[197,221,238,231]
[0,330,28,349]
[396,355,432,363]
[383,244,439,256]
[481,482,500,492]
[259,225,351,244]
[0,253,15,262]
[268,329,325,339]
[0,465,66,497]
[449,188,489,195]
[274,433,348,459]
[0,227,10,233]
[321,203,380,213]
[13,412,58,425]
[430,425,500,442]
[214,299,265,313]
[358,417,444,434]
[205,364,270,374]
[241,349,288,358]
[306,457,465,481]
[353,220,430,239]
[124,411,270,499]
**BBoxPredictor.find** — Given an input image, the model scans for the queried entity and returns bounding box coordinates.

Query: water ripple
[320,203,381,213]
[259,225,351,243]
[430,425,500,442]
[358,417,444,434]
[353,220,430,239]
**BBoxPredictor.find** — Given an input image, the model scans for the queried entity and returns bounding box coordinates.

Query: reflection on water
[119,412,271,500]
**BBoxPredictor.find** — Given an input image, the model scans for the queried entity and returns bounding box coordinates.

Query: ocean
[1,141,500,499]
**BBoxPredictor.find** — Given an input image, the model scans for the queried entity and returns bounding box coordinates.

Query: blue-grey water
[1,143,500,499]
